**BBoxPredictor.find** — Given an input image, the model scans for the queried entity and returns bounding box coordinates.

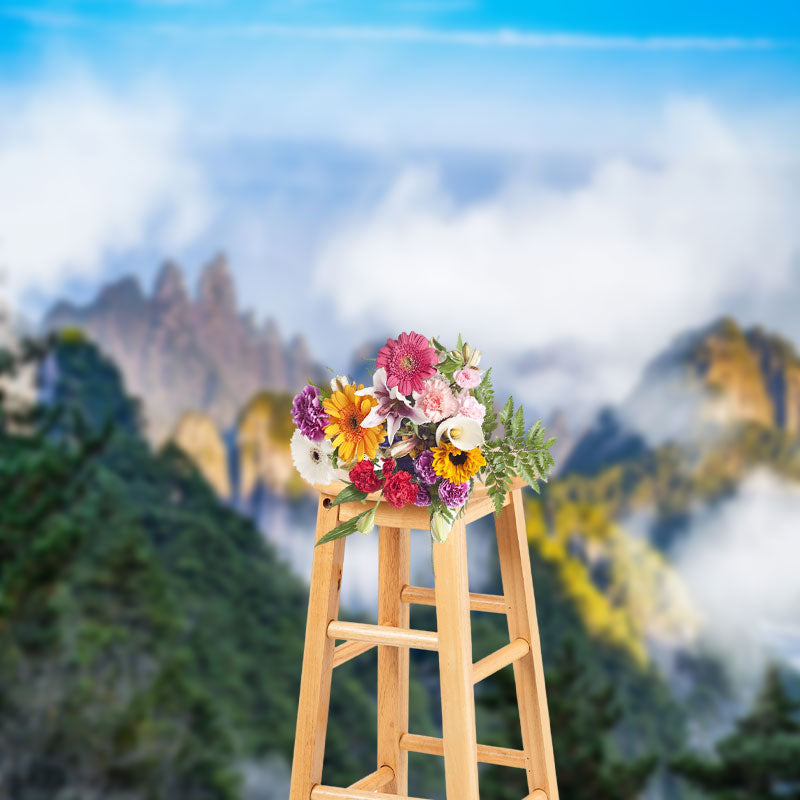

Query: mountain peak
[261,317,281,339]
[623,317,800,449]
[153,260,189,306]
[197,253,236,313]
[42,254,324,443]
[96,276,145,309]
[707,315,743,339]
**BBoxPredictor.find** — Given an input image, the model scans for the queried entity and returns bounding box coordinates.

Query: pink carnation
[416,377,458,423]
[457,393,486,423]
[454,368,481,389]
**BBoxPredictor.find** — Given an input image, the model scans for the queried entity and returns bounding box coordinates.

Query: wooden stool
[289,478,559,800]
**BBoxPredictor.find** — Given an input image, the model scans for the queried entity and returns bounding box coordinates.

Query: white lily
[389,435,421,458]
[356,367,427,444]
[435,415,485,450]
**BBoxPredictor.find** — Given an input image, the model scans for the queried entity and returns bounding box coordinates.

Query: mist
[673,469,800,696]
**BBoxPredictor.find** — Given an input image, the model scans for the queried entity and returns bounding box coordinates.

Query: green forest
[1,334,799,800]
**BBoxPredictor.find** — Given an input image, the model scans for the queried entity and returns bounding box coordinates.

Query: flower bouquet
[290,332,556,546]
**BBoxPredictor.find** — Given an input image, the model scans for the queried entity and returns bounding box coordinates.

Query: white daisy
[290,430,335,485]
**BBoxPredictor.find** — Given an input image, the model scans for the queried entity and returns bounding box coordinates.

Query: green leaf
[475,368,498,439]
[519,463,536,488]
[316,508,374,545]
[437,356,462,376]
[330,483,370,506]
[512,405,525,440]
[489,484,505,515]
[500,396,514,428]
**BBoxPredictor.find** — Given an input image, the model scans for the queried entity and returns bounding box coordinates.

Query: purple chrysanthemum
[414,450,437,485]
[291,384,329,442]
[438,479,470,509]
[414,484,432,507]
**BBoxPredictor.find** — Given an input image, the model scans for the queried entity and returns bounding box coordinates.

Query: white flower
[290,429,335,485]
[435,415,485,451]
[334,463,353,481]
[356,367,427,443]
[389,434,421,458]
[330,374,351,393]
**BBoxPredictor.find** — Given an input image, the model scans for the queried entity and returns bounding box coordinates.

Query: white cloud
[0,78,211,301]
[193,24,777,52]
[314,99,800,410]
[673,470,800,689]
[4,6,780,51]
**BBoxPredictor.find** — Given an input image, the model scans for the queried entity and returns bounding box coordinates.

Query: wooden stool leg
[495,489,559,800]
[289,497,346,800]
[377,526,411,794]
[433,518,480,800]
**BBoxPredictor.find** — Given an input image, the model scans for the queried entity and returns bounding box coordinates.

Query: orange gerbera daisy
[323,383,384,462]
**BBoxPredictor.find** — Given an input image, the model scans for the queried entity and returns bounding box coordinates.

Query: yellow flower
[431,442,486,484]
[323,383,383,462]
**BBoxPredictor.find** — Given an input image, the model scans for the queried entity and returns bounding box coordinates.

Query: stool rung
[348,765,394,790]
[399,732,527,769]
[400,584,507,614]
[524,791,548,800]
[311,787,431,800]
[327,620,438,651]
[332,640,376,668]
[472,637,530,684]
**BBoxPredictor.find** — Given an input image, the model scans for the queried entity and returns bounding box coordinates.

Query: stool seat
[314,477,526,528]
[289,482,559,800]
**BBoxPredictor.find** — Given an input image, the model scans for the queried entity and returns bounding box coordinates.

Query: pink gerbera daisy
[376,331,438,395]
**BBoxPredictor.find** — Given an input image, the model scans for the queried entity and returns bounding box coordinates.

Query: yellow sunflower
[323,383,383,462]
[431,442,486,484]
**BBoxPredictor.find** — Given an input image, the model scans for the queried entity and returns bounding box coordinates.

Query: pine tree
[673,664,800,799]
[547,639,656,800]
[475,633,656,800]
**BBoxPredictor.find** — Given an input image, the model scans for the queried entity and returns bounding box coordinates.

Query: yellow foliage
[525,496,697,665]
[57,326,86,344]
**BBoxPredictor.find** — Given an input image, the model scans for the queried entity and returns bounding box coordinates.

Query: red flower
[349,459,383,493]
[381,458,396,478]
[383,470,418,509]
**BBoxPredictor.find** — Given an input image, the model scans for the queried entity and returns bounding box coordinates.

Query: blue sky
[2,1,800,415]
[4,1,800,125]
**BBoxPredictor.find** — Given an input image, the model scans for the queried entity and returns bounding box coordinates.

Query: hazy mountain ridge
[44,254,324,444]
[41,270,800,692]
[567,316,800,475]
[11,334,683,800]
[533,318,800,722]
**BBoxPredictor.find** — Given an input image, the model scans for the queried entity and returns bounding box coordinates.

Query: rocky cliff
[44,254,323,443]
[171,411,231,498]
[236,392,298,499]
[170,393,299,502]
[638,317,800,435]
